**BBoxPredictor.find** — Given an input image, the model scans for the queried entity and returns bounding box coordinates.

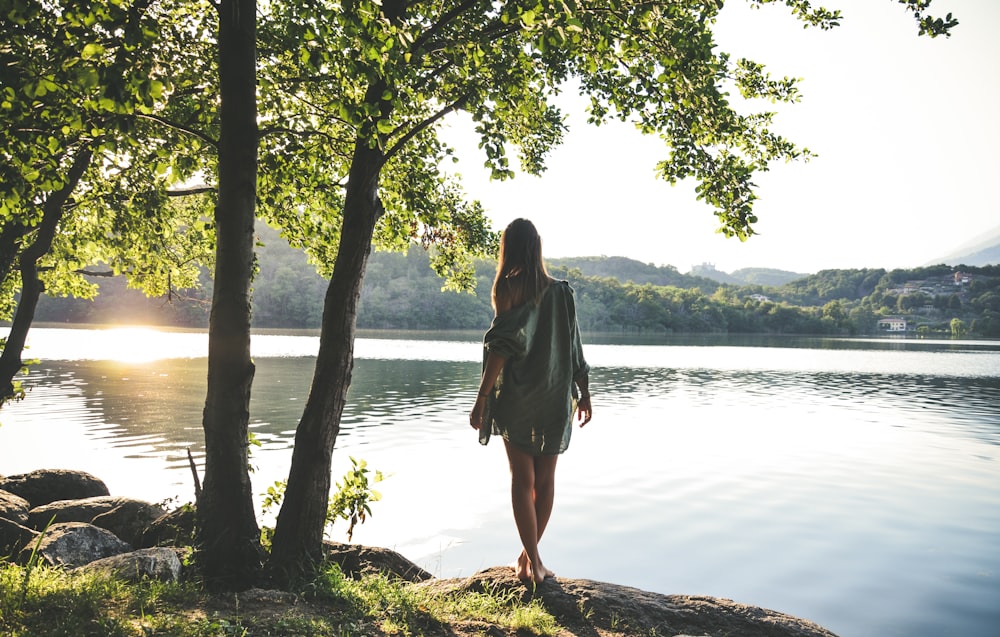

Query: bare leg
[504,441,558,583]
[531,453,558,579]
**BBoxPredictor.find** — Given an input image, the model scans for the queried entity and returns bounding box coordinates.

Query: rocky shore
[1,468,839,636]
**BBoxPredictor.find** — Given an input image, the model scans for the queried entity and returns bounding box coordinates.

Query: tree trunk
[196,0,262,590]
[268,133,384,583]
[0,149,92,403]
[0,222,27,291]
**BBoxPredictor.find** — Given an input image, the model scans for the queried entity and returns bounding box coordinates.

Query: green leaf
[149,80,164,99]
[75,65,99,88]
[81,42,104,60]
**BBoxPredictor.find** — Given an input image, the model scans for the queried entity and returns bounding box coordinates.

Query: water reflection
[11,349,1000,466]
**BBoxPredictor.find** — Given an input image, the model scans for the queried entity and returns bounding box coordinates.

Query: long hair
[492,218,551,313]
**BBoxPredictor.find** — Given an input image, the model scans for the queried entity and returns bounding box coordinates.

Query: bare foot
[514,550,554,583]
[515,551,530,581]
[530,561,554,584]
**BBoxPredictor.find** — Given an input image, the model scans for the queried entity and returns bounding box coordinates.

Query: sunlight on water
[2,327,999,637]
[25,326,209,362]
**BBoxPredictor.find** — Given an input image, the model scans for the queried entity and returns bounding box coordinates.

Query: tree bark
[0,222,27,291]
[0,149,92,403]
[196,0,263,590]
[268,131,385,583]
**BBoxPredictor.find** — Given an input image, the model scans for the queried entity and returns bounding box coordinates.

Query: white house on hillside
[878,317,908,332]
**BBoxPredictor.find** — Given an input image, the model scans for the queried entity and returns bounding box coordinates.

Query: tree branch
[382,94,470,165]
[34,266,117,277]
[409,0,481,61]
[257,126,340,145]
[168,186,217,197]
[76,269,116,277]
[135,113,218,147]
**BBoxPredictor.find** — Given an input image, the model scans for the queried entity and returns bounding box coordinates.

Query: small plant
[19,514,55,606]
[609,610,621,630]
[259,456,386,543]
[329,457,385,542]
[260,480,285,515]
[246,431,262,473]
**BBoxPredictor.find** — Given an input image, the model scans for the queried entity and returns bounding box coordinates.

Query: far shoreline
[10,321,998,345]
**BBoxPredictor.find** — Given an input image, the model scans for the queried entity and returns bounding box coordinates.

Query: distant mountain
[689,263,807,287]
[688,263,739,285]
[730,267,810,287]
[929,225,1000,267]
[546,257,809,289]
[548,256,721,290]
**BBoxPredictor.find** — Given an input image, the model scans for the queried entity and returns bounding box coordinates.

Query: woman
[470,218,592,584]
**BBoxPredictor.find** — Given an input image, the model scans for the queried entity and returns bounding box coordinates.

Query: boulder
[79,547,183,582]
[138,505,196,548]
[26,496,134,530]
[420,566,839,637]
[0,517,37,558]
[0,469,109,507]
[23,496,166,546]
[323,540,432,583]
[92,500,167,548]
[20,522,130,568]
[0,489,31,525]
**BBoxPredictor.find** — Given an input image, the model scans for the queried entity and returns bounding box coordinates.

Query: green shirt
[479,280,589,455]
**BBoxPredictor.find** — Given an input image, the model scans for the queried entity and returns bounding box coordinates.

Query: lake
[1,326,998,637]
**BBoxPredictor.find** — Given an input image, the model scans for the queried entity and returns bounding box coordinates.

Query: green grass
[0,560,558,637]
[332,569,556,635]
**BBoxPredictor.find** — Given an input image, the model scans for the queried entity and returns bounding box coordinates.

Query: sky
[439,0,1000,275]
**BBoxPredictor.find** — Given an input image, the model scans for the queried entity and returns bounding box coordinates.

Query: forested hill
[29,225,1000,337]
[690,264,808,287]
[546,256,721,290]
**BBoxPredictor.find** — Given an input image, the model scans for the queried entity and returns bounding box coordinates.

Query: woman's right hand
[576,395,592,427]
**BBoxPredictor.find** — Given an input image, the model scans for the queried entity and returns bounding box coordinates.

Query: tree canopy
[0,0,219,400]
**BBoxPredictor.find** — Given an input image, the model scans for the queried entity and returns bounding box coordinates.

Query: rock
[0,517,37,557]
[26,496,134,530]
[0,489,31,525]
[139,505,196,548]
[79,547,183,582]
[237,588,298,605]
[420,566,839,637]
[0,469,109,508]
[91,499,167,547]
[323,540,433,583]
[20,522,131,568]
